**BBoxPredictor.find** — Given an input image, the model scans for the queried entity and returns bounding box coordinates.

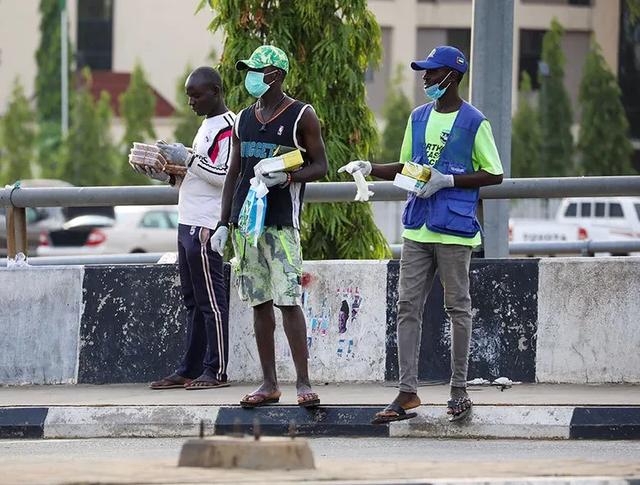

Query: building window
[446,29,471,60]
[519,29,546,89]
[619,0,640,141]
[77,0,114,70]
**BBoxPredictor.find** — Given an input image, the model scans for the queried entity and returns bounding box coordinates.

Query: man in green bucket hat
[216,45,329,408]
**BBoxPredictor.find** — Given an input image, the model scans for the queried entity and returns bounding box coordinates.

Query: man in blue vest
[339,46,503,423]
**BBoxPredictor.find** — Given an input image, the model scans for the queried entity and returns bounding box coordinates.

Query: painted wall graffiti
[303,285,362,358]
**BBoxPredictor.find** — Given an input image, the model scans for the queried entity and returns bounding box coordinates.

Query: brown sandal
[240,390,282,408]
[184,376,230,390]
[297,392,320,408]
[149,373,192,390]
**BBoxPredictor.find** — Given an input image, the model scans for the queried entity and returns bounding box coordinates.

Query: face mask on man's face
[424,70,454,101]
[244,70,277,98]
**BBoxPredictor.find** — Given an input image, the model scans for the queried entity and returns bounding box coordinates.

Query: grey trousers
[397,238,473,393]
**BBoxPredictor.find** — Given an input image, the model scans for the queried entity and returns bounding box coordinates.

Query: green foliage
[35,0,72,177]
[627,0,640,24]
[0,79,36,185]
[511,72,542,178]
[119,62,156,184]
[577,40,634,175]
[173,65,203,146]
[538,18,574,176]
[378,65,412,163]
[58,69,119,186]
[200,0,390,259]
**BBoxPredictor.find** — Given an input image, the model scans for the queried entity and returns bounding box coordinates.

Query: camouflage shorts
[231,226,303,307]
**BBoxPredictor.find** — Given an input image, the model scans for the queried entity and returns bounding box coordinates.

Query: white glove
[210,225,229,256]
[253,160,268,177]
[256,171,288,188]
[156,141,190,165]
[416,167,454,199]
[337,160,372,177]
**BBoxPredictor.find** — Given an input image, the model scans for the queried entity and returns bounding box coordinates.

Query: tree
[0,79,36,185]
[34,0,71,177]
[538,18,574,176]
[378,65,412,163]
[200,0,390,259]
[173,64,203,146]
[119,62,156,184]
[627,0,640,24]
[58,69,119,186]
[511,72,542,178]
[577,40,634,175]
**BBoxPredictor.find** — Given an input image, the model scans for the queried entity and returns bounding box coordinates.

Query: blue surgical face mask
[245,70,276,98]
[424,70,454,101]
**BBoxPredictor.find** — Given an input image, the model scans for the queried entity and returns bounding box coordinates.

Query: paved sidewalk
[2,383,639,407]
[1,383,639,440]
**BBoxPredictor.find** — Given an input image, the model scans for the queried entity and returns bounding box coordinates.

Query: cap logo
[456,56,465,65]
[428,48,436,58]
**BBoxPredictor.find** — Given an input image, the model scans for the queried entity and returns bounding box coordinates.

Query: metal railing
[0,253,167,267]
[2,176,640,259]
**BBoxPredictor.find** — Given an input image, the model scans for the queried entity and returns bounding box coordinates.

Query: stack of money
[128,142,187,176]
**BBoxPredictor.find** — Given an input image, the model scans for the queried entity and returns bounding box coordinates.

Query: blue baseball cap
[411,46,468,74]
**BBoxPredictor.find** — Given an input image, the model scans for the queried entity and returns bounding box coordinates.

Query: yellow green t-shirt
[399,108,503,246]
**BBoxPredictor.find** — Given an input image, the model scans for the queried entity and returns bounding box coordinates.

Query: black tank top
[230,99,311,229]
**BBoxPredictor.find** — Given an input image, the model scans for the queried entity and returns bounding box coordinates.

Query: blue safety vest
[401,101,484,238]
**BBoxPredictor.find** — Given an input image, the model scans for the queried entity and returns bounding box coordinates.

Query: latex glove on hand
[210,225,229,256]
[256,170,288,188]
[416,167,454,199]
[337,160,372,177]
[146,167,170,183]
[156,141,190,165]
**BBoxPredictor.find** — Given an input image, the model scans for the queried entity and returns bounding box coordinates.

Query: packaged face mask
[258,148,304,174]
[238,178,269,247]
[401,162,432,182]
[393,173,426,193]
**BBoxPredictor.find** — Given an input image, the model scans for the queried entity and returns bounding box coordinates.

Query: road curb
[1,405,639,440]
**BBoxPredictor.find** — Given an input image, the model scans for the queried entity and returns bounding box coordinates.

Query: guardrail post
[6,207,16,259]
[15,207,28,256]
[6,207,27,259]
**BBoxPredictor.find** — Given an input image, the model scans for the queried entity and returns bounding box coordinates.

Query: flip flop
[371,402,418,425]
[297,392,320,408]
[240,390,282,408]
[184,376,230,390]
[149,373,192,390]
[447,397,473,422]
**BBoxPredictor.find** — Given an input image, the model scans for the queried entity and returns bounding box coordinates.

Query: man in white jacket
[144,67,235,390]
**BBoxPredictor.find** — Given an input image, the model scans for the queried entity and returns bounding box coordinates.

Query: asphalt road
[1,437,639,484]
[2,436,640,462]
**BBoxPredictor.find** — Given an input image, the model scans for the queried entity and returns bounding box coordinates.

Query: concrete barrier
[228,260,389,382]
[536,258,640,383]
[1,257,639,385]
[0,267,84,384]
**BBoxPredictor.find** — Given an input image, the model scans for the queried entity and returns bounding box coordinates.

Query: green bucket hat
[235,45,289,73]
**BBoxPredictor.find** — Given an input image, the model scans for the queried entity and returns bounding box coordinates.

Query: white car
[556,197,640,241]
[37,206,179,256]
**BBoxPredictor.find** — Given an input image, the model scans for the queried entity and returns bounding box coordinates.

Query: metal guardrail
[2,176,639,259]
[1,177,640,208]
[0,253,167,267]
